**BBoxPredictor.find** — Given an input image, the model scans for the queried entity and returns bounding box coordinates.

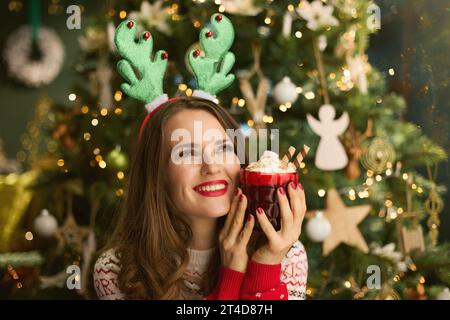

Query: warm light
[367,170,374,177]
[25,231,33,241]
[402,173,409,180]
[119,10,127,19]
[68,93,77,101]
[280,105,287,112]
[178,83,188,91]
[344,281,351,288]
[193,20,201,28]
[186,88,193,96]
[329,73,336,80]
[419,276,425,284]
[318,189,326,197]
[285,102,292,108]
[91,119,99,126]
[411,184,417,190]
[214,0,222,4]
[99,161,107,169]
[264,17,272,25]
[366,178,374,186]
[116,188,124,197]
[287,4,294,11]
[232,97,239,104]
[83,133,91,141]
[238,99,245,107]
[296,86,303,93]
[213,98,219,104]
[114,108,122,115]
[388,68,395,76]
[385,200,393,207]
[397,207,404,214]
[304,91,315,100]
[114,91,122,101]
[375,175,382,182]
[81,106,89,114]
[417,187,423,193]
[218,5,225,12]
[93,148,100,155]
[295,31,303,38]
[100,108,108,116]
[117,171,125,180]
[386,169,392,176]
[393,275,400,282]
[299,162,306,169]
[95,155,103,162]
[247,120,254,127]
[57,159,65,167]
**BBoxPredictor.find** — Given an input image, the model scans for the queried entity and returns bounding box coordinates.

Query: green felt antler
[114,20,168,104]
[188,14,236,96]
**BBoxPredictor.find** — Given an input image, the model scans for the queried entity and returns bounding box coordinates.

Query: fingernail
[290,182,297,190]
[278,187,285,195]
[239,194,244,202]
[235,187,240,195]
[247,214,253,222]
[298,183,304,190]
[257,207,264,215]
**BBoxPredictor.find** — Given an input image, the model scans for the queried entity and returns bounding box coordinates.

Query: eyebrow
[172,139,232,149]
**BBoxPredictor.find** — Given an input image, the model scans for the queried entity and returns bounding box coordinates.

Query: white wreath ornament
[3,25,65,87]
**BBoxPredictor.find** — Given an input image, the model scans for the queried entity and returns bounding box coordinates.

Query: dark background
[0,0,448,240]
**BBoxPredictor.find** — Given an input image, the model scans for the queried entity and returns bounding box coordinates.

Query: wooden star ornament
[308,188,371,256]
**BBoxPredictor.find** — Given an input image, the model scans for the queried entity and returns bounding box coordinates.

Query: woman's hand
[218,188,255,273]
[251,182,306,265]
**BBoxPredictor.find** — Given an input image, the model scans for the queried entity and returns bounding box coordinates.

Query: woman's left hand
[251,181,307,265]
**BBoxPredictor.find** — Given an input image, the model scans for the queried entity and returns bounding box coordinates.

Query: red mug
[240,168,298,231]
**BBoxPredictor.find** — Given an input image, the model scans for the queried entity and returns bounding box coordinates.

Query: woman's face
[164,109,241,219]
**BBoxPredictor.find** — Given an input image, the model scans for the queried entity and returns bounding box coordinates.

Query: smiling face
[164,109,241,220]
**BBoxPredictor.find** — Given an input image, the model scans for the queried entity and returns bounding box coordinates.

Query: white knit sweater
[93,240,308,300]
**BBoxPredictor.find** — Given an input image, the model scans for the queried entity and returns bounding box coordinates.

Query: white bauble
[306,211,331,242]
[34,209,58,238]
[437,288,450,300]
[273,77,298,104]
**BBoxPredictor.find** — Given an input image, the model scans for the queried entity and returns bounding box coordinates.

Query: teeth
[197,184,226,192]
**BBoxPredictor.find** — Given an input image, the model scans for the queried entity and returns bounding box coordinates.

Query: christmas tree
[1,0,449,300]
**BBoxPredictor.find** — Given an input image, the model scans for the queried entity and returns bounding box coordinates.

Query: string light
[119,10,127,19]
[116,188,124,197]
[178,83,188,91]
[193,20,201,28]
[68,93,76,101]
[295,31,303,38]
[25,231,33,241]
[279,105,287,112]
[114,108,122,115]
[57,159,65,167]
[247,120,254,127]
[83,132,91,141]
[91,119,99,126]
[388,68,395,76]
[318,189,326,197]
[185,88,193,96]
[117,171,125,180]
[114,91,122,102]
[93,148,100,155]
[98,160,106,169]
[218,5,225,12]
[264,17,272,25]
[81,106,89,114]
[304,91,315,100]
[238,99,245,107]
[100,108,108,116]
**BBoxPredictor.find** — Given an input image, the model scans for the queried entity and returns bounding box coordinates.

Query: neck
[188,216,218,250]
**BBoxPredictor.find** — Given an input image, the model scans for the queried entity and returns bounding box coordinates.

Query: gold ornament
[361,137,396,174]
[308,188,371,256]
[0,171,37,252]
[425,165,443,247]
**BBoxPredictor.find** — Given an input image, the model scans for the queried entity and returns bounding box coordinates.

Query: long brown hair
[104,97,244,299]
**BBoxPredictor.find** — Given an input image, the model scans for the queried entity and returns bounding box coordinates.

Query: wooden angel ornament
[307,104,349,171]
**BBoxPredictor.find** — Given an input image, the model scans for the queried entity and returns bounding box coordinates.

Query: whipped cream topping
[245,150,296,173]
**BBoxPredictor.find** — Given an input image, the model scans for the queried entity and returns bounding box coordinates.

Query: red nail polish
[257,207,264,215]
[247,214,253,222]
[279,187,285,195]
[161,52,169,60]
[290,182,297,190]
[298,183,304,190]
[239,194,244,202]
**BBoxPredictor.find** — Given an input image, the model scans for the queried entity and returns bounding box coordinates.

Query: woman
[93,97,308,300]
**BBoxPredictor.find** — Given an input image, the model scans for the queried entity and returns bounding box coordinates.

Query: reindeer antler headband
[114,14,236,140]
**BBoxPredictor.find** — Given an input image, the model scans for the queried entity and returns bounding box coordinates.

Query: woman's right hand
[218,188,255,273]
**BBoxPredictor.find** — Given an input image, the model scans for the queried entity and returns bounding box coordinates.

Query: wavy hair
[103,97,245,299]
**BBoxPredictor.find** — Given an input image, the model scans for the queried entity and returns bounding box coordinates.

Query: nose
[200,148,222,175]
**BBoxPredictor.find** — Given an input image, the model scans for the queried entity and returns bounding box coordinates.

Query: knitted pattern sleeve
[240,240,308,300]
[92,249,125,300]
